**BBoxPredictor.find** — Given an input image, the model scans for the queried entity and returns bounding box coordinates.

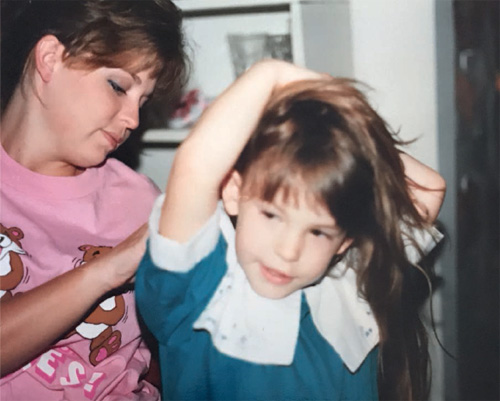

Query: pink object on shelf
[168,89,208,129]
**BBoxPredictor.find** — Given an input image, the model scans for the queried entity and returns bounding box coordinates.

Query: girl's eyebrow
[256,199,278,210]
[313,221,337,229]
[264,199,340,229]
[311,223,343,235]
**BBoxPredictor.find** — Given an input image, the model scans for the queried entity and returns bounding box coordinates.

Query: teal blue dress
[136,232,379,401]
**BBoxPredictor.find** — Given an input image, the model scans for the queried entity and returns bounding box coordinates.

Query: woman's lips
[102,130,120,150]
[260,264,293,285]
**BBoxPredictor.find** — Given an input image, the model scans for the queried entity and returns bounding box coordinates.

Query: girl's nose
[274,230,302,262]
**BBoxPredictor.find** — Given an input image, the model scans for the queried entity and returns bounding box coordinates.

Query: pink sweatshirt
[0,145,161,400]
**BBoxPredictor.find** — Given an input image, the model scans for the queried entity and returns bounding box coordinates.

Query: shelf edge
[142,128,190,144]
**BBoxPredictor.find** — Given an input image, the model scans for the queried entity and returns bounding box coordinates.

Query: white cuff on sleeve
[148,195,221,272]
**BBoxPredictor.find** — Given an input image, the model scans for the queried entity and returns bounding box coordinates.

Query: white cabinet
[179,0,352,93]
[139,0,353,187]
[142,0,352,143]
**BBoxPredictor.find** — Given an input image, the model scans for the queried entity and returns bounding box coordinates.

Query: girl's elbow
[428,179,447,222]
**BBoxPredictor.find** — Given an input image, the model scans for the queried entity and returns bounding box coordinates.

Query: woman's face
[39,60,156,174]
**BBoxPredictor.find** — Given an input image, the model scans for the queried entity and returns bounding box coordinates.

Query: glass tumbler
[227,33,271,77]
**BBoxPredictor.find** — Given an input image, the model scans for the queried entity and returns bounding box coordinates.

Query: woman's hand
[93,223,149,291]
[0,224,150,376]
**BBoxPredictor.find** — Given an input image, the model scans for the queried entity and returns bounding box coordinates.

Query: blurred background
[113,1,499,399]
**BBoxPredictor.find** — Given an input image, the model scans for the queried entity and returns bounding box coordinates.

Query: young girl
[0,1,186,399]
[135,60,446,400]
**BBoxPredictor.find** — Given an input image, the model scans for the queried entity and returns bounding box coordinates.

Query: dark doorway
[453,1,499,399]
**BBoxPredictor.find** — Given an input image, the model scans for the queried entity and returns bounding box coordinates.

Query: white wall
[349,1,445,399]
[349,0,439,170]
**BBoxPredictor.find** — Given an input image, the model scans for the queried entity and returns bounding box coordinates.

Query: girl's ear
[221,170,243,216]
[336,237,353,255]
[35,35,65,82]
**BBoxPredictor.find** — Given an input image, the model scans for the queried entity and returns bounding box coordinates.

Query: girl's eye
[108,80,126,95]
[310,229,329,239]
[261,210,277,220]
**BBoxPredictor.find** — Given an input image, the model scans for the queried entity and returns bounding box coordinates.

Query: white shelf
[142,0,352,147]
[142,128,189,144]
[174,0,297,12]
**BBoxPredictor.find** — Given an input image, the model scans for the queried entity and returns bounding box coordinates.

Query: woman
[0,1,186,399]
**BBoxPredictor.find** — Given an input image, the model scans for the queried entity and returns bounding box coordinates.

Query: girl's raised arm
[159,60,325,242]
[400,152,446,223]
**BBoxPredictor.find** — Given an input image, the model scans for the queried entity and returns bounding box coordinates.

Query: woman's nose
[121,101,140,131]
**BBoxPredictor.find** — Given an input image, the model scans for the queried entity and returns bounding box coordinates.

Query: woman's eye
[108,80,126,94]
[139,96,151,109]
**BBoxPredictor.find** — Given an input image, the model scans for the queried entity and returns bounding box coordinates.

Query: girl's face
[40,60,156,173]
[227,182,352,300]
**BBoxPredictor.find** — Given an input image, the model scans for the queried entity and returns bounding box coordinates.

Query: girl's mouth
[260,264,293,285]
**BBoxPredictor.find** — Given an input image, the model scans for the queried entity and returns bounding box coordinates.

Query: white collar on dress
[193,205,379,373]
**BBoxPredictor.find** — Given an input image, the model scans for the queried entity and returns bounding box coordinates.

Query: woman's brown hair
[235,79,435,400]
[1,0,188,113]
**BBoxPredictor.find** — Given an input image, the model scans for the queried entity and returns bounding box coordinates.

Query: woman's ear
[221,170,242,216]
[35,35,65,82]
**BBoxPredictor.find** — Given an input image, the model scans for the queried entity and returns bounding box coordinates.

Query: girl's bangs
[241,151,336,214]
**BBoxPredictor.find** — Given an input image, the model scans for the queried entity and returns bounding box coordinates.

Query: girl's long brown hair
[235,79,435,400]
